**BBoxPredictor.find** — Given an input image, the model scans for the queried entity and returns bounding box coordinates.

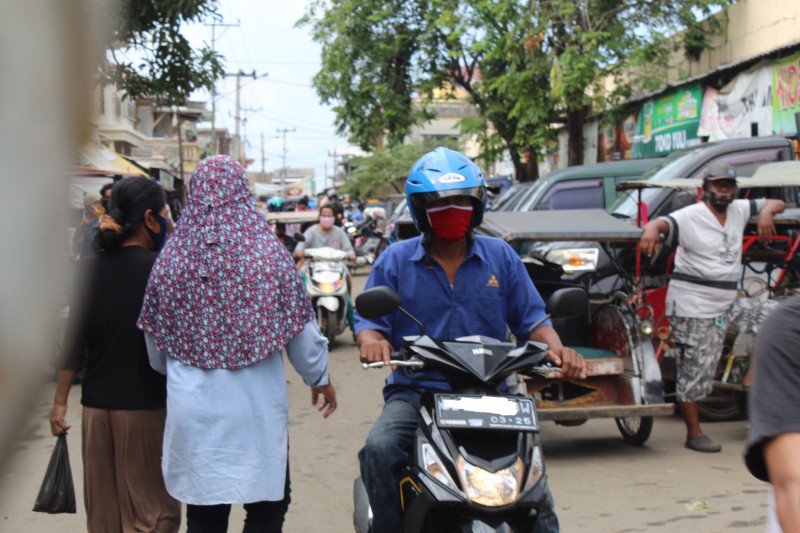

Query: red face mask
[426,205,473,243]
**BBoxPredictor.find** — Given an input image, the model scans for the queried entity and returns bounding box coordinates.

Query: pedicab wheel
[615,416,653,445]
[697,390,743,422]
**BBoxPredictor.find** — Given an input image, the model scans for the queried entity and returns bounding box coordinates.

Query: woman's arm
[144,333,168,375]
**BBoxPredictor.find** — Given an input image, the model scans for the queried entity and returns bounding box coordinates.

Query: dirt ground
[0,272,771,532]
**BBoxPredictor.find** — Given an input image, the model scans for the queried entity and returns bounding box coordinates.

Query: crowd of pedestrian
[50,150,800,532]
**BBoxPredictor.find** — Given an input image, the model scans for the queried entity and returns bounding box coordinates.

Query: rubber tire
[320,308,337,346]
[697,389,744,422]
[615,416,654,446]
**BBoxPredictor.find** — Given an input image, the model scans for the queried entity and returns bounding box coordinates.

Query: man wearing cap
[640,162,785,453]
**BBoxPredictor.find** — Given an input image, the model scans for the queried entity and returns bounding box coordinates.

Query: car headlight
[544,248,599,273]
[421,442,458,491]
[455,455,523,507]
[525,445,544,489]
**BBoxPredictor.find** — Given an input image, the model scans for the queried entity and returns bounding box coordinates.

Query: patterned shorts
[671,297,778,402]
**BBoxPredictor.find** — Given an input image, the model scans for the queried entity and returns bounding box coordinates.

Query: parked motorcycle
[301,246,351,345]
[353,285,585,532]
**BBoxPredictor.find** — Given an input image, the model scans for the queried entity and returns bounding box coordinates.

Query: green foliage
[340,138,461,199]
[301,0,730,178]
[101,0,224,105]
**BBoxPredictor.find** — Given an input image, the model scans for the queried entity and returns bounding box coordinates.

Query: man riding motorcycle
[355,147,586,532]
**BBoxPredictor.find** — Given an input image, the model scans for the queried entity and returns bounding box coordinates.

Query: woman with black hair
[50,176,180,532]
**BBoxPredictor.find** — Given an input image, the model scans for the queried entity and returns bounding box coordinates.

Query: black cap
[704,162,737,183]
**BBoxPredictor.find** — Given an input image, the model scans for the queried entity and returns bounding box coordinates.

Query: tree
[340,138,461,199]
[301,0,729,181]
[100,0,224,105]
[543,0,731,165]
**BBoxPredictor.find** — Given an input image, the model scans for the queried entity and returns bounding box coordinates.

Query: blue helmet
[405,147,487,233]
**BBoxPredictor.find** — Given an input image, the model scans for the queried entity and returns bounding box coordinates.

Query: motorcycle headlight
[544,248,599,273]
[421,442,458,491]
[525,445,544,489]
[455,455,523,507]
[315,279,344,293]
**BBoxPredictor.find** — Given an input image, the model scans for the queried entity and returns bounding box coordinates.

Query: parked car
[508,158,664,212]
[489,159,662,214]
[611,136,797,220]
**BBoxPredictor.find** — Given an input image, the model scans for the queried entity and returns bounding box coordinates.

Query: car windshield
[514,180,550,211]
[610,148,701,218]
[490,184,527,211]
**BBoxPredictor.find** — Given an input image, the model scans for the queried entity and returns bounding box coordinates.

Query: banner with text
[773,50,800,135]
[633,83,702,158]
[698,62,773,140]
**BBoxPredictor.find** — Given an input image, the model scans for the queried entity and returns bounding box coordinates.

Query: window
[536,179,603,210]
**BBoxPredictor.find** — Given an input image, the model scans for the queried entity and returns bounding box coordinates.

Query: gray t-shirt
[295,224,354,255]
[663,198,764,318]
[745,295,800,482]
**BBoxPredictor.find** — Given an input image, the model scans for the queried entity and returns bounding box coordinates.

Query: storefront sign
[633,83,702,158]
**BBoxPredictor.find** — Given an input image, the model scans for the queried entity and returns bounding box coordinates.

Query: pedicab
[478,209,675,445]
[616,160,800,420]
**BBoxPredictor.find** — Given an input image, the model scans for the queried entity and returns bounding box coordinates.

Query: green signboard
[633,83,703,158]
[772,50,800,135]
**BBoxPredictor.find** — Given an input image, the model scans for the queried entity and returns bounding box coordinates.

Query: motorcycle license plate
[434,394,538,431]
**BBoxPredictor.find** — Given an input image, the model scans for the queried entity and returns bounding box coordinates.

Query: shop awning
[79,143,148,178]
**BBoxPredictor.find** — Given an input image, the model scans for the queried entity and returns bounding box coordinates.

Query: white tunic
[664,198,764,318]
[145,320,328,504]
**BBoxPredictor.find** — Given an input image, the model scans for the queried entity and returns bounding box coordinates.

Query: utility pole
[276,127,296,197]
[260,132,266,176]
[329,148,338,192]
[232,70,258,164]
[204,19,239,154]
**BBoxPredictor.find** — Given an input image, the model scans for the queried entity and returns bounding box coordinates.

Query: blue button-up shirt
[355,235,550,405]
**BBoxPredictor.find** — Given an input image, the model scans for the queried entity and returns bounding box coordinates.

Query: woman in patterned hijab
[139,155,336,532]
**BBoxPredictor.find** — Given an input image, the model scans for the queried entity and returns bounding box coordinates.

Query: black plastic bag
[32,434,76,514]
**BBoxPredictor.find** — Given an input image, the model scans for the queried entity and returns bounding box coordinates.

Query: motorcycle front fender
[317,296,341,312]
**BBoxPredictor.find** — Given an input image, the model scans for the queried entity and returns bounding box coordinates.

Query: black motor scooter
[353,286,586,533]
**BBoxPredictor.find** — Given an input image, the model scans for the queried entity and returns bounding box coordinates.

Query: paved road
[0,270,770,532]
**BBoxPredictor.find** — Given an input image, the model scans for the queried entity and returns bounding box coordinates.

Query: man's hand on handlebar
[357,330,392,364]
[546,346,587,379]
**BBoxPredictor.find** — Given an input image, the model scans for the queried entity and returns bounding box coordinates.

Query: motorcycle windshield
[305,247,349,261]
[420,339,548,384]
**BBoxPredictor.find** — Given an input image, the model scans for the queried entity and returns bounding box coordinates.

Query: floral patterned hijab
[138,155,315,369]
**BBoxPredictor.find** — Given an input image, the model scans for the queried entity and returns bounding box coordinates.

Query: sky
[181,1,349,192]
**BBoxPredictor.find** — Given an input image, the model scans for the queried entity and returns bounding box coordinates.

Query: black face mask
[705,190,734,212]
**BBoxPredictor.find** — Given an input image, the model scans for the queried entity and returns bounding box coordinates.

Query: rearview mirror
[355,286,401,319]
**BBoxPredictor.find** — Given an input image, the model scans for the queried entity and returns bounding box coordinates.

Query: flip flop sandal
[685,435,722,453]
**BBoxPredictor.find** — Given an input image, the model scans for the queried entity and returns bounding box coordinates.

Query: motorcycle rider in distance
[355,147,586,532]
[295,204,358,333]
